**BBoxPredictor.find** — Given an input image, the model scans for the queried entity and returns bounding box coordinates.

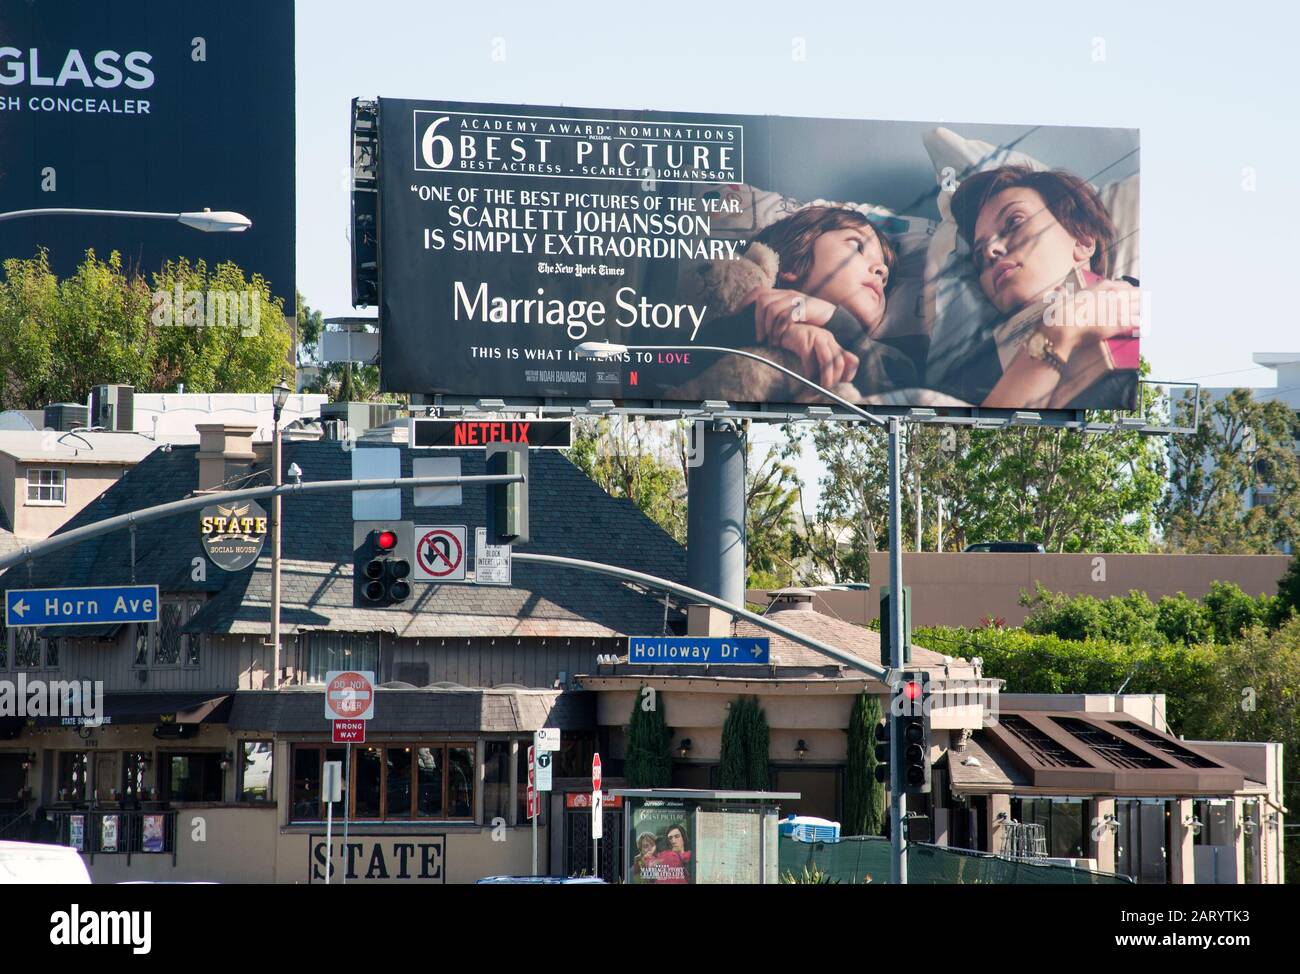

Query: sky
[295,0,1300,507]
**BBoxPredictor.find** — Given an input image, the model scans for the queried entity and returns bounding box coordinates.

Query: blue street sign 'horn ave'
[5,585,160,628]
[627,636,770,665]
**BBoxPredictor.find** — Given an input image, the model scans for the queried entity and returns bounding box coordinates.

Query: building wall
[11,461,131,539]
[861,552,1292,629]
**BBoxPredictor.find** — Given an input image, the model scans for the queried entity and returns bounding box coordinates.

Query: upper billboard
[369,98,1140,411]
[0,0,295,308]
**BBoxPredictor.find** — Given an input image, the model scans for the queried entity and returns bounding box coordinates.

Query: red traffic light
[903,680,923,702]
[375,529,398,551]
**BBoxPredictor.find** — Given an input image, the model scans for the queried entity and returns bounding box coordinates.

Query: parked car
[963,541,1046,553]
[0,840,91,884]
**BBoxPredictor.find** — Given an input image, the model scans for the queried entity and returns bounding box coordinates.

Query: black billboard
[369,98,1141,411]
[0,0,295,307]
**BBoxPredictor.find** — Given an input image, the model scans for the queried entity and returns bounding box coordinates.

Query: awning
[951,710,1247,797]
[30,692,232,728]
[229,688,595,734]
[36,624,123,639]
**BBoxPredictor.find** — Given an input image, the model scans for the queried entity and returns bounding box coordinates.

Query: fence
[779,835,1133,885]
[48,810,178,861]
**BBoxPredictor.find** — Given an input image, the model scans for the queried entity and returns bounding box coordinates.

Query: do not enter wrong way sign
[324,670,375,721]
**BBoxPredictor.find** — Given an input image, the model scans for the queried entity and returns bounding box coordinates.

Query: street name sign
[5,585,160,628]
[626,636,770,665]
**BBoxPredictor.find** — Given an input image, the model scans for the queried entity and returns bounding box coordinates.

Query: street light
[268,381,292,689]
[576,339,911,882]
[0,206,251,232]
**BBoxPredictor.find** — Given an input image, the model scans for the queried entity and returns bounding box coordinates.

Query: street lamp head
[575,341,628,359]
[271,382,291,415]
[176,208,252,233]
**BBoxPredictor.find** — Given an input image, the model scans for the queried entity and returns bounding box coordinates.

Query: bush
[1155,593,1214,646]
[719,696,769,790]
[623,687,673,788]
[1202,581,1277,644]
[1020,584,1163,646]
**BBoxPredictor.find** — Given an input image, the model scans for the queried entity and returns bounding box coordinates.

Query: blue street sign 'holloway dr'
[627,636,770,665]
[5,585,160,628]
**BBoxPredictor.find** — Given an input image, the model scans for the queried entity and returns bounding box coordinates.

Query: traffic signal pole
[0,474,524,575]
[888,416,907,885]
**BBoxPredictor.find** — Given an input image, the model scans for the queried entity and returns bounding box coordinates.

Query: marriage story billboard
[370,98,1140,411]
[0,0,295,308]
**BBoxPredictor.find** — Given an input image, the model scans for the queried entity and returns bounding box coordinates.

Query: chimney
[195,423,259,491]
[686,604,732,637]
[766,589,816,613]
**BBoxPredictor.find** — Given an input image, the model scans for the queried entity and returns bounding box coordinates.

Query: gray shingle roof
[1,440,687,639]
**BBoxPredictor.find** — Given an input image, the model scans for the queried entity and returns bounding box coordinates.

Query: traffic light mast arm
[0,474,524,575]
[512,552,889,681]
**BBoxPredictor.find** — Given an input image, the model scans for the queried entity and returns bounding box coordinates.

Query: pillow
[920,127,1139,397]
[682,182,937,343]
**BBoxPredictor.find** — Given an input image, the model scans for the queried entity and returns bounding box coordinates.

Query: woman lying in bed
[950,165,1141,410]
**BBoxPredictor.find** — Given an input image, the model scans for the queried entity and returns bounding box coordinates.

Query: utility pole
[888,416,908,884]
[268,382,290,688]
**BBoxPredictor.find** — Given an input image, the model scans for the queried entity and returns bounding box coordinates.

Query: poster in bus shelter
[372,98,1141,411]
[629,800,694,885]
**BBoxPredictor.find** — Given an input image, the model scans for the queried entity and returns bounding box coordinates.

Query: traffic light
[484,442,529,545]
[897,672,931,795]
[878,584,911,667]
[873,720,890,784]
[353,521,413,607]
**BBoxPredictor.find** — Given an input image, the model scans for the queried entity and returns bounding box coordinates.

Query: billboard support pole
[686,421,746,607]
[888,416,908,885]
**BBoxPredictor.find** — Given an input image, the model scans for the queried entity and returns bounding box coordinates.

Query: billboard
[369,98,1140,411]
[0,1,295,307]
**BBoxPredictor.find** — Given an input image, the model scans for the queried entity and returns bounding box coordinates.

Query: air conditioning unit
[91,385,135,432]
[43,403,89,432]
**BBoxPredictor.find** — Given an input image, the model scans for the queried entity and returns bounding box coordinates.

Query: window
[184,601,203,666]
[137,601,203,668]
[122,753,151,801]
[161,752,224,802]
[57,752,89,802]
[15,628,39,669]
[304,632,380,684]
[1012,798,1085,859]
[45,637,59,668]
[238,742,273,802]
[155,602,183,665]
[133,625,149,667]
[26,468,65,505]
[290,743,474,821]
[483,741,512,825]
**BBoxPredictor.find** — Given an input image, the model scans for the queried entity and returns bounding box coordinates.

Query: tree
[1162,388,1300,553]
[745,428,804,588]
[1276,551,1300,625]
[843,692,885,836]
[718,696,769,790]
[802,412,1165,582]
[0,248,292,408]
[567,416,688,542]
[624,689,673,788]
